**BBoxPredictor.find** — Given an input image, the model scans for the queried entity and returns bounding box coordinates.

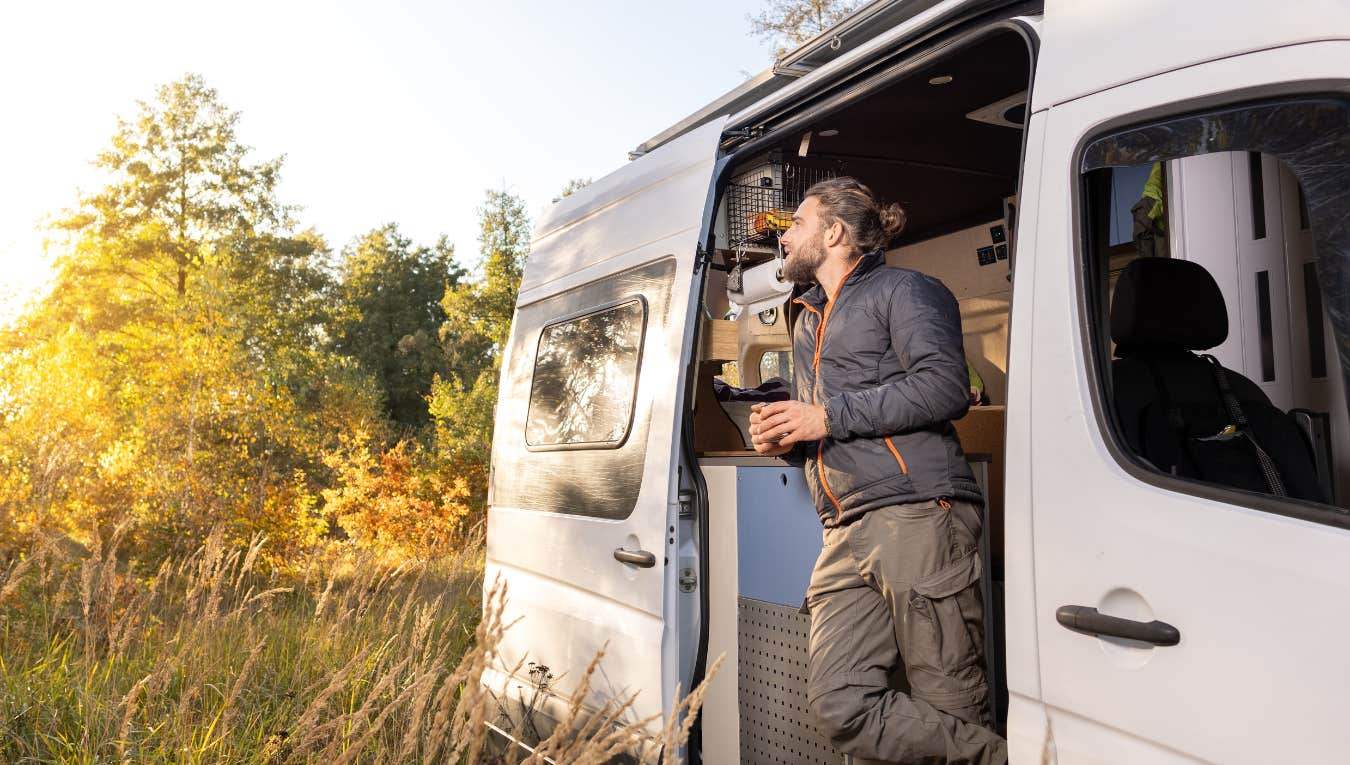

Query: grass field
[0,529,712,763]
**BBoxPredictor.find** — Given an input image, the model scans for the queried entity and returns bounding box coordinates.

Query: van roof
[629,0,1017,158]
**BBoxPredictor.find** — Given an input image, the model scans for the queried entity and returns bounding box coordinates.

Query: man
[749,177,1007,764]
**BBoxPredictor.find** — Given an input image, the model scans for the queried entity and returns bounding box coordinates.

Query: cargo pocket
[902,550,984,686]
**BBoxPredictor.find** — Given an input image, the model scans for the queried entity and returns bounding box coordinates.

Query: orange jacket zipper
[883,437,909,474]
[794,258,866,522]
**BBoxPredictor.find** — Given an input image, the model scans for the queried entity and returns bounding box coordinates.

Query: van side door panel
[484,118,728,741]
[1030,43,1350,763]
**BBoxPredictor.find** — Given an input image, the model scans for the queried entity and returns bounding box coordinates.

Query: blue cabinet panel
[736,467,823,607]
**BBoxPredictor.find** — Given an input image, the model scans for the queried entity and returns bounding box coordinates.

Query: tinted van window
[527,300,645,447]
[1079,98,1350,520]
[492,257,675,520]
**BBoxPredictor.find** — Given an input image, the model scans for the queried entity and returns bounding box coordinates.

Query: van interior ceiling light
[818,128,840,137]
[928,74,954,85]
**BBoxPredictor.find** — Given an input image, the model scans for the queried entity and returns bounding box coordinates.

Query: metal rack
[725,155,839,250]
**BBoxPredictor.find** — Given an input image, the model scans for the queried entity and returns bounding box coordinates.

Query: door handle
[1056,605,1181,647]
[614,547,656,568]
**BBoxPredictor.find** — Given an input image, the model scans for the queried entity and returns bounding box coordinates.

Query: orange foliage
[322,432,473,558]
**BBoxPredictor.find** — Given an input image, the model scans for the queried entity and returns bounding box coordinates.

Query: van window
[526,299,645,448]
[714,360,740,387]
[492,257,675,520]
[758,349,792,385]
[1078,98,1350,520]
[1104,162,1168,249]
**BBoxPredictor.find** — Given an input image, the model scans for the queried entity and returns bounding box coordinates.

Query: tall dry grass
[0,528,716,763]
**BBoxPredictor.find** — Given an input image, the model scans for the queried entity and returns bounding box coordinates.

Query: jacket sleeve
[779,440,811,467]
[824,274,970,438]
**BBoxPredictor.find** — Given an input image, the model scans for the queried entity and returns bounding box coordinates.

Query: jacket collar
[796,247,887,310]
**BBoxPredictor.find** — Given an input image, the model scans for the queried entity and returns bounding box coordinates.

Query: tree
[60,74,288,299]
[438,189,529,386]
[551,177,592,204]
[332,225,464,428]
[0,75,384,560]
[430,189,531,516]
[748,0,864,58]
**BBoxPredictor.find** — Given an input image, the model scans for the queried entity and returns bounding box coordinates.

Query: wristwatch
[822,405,834,438]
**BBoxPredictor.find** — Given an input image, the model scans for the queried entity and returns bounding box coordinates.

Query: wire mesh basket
[725,156,839,249]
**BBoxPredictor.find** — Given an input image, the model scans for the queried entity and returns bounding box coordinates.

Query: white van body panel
[698,464,741,763]
[1030,41,1350,764]
[1003,109,1048,763]
[519,118,728,302]
[486,117,727,737]
[1033,0,1350,111]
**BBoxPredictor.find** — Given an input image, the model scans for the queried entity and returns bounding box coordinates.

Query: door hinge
[679,567,698,593]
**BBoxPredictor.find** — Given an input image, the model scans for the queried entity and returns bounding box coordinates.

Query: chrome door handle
[1056,605,1181,646]
[613,547,656,568]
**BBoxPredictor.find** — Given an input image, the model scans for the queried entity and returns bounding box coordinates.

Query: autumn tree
[319,189,531,550]
[331,225,464,428]
[748,0,863,58]
[0,75,384,559]
[429,189,531,515]
[62,74,288,299]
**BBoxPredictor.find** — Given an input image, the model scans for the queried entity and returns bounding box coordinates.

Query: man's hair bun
[879,203,907,238]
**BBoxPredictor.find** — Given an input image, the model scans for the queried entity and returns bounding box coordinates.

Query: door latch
[679,567,698,593]
[678,489,696,518]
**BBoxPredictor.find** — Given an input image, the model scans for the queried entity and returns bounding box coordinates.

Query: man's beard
[782,230,826,284]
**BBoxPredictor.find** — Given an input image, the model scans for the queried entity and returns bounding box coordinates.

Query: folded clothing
[713,377,792,447]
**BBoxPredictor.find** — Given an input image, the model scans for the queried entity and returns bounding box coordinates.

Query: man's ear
[824,220,845,248]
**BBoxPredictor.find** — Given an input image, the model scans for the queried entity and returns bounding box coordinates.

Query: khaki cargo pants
[805,499,1008,764]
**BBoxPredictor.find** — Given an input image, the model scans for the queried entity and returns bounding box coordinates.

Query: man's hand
[750,401,828,454]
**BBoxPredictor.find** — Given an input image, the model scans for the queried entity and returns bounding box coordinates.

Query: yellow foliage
[322,432,474,558]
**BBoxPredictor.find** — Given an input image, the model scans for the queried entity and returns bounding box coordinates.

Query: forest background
[0,1,860,760]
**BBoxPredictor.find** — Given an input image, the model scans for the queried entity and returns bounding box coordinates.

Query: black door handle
[1056,605,1181,647]
[614,547,656,568]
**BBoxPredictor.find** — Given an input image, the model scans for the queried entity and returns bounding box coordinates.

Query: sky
[0,0,775,321]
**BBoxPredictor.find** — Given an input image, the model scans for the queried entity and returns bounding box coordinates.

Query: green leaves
[66,73,290,298]
[439,188,529,380]
[331,224,463,428]
[424,188,531,518]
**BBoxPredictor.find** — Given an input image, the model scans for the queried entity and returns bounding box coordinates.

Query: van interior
[689,25,1350,764]
[691,28,1031,762]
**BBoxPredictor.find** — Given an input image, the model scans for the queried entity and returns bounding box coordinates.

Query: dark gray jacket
[791,248,981,526]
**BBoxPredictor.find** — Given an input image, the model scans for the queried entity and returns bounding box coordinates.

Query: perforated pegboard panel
[738,597,842,765]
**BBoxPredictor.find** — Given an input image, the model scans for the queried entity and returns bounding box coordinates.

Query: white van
[481,0,1350,761]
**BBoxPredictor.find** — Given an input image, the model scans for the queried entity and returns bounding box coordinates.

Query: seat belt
[1200,354,1289,497]
[1142,357,1190,476]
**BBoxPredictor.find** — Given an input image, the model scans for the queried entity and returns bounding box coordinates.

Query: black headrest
[1111,257,1227,353]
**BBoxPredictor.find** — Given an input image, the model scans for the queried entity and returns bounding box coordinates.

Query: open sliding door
[482,118,728,756]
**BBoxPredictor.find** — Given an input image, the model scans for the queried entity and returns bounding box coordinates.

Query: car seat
[1109,257,1326,503]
